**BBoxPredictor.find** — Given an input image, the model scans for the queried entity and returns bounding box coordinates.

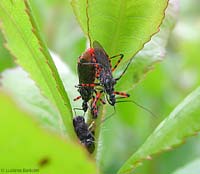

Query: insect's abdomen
[78,50,96,84]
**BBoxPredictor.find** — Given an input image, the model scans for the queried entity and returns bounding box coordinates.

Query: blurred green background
[0,0,200,174]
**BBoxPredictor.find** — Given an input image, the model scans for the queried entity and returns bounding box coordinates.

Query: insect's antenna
[86,0,92,47]
[116,100,158,118]
[95,108,116,129]
[115,57,134,81]
[102,107,116,124]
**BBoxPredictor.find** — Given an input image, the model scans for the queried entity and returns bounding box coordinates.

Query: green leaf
[30,0,87,73]
[71,0,168,61]
[116,0,178,91]
[0,91,97,174]
[0,32,14,72]
[172,158,200,174]
[0,52,80,134]
[118,87,200,174]
[1,67,64,133]
[0,1,73,138]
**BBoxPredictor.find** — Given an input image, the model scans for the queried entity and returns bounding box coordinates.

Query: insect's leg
[90,96,98,118]
[76,83,101,87]
[115,58,134,81]
[88,120,95,132]
[97,89,106,104]
[111,54,124,72]
[91,91,103,118]
[114,91,130,98]
[100,98,106,104]
[91,92,102,109]
[110,54,124,59]
[73,95,82,101]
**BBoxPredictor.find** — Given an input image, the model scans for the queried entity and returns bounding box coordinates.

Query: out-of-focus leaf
[0,52,79,134]
[118,87,200,174]
[0,1,73,138]
[71,0,168,61]
[30,0,87,72]
[172,158,200,174]
[0,91,97,174]
[1,67,63,133]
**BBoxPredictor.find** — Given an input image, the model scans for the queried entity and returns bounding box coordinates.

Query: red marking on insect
[87,48,95,55]
[90,91,106,118]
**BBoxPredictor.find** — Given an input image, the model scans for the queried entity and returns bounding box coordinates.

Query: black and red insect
[73,116,95,153]
[92,40,130,106]
[73,48,96,112]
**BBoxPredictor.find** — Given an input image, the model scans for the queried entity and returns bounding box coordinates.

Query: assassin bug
[73,116,95,153]
[92,40,130,106]
[73,48,96,112]
[91,41,157,118]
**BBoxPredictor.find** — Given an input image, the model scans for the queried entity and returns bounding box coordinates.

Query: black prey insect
[73,116,95,153]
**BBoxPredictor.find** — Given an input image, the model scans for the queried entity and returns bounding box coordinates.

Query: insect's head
[73,116,85,127]
[109,93,116,106]
[103,77,116,105]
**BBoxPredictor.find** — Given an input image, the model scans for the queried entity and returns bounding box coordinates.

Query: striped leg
[91,91,104,118]
[111,54,124,72]
[114,91,130,98]
[73,95,82,101]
